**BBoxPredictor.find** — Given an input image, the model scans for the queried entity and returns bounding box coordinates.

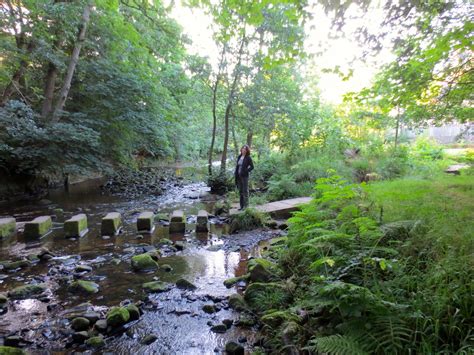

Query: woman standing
[234,144,254,210]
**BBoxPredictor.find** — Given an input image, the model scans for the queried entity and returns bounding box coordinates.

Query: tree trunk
[246,130,253,147]
[41,63,59,118]
[220,36,246,174]
[51,3,91,122]
[208,75,219,176]
[231,108,239,158]
[1,59,28,105]
[394,108,401,148]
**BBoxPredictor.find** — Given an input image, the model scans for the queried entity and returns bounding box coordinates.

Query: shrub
[208,171,234,195]
[411,136,444,160]
[267,174,300,201]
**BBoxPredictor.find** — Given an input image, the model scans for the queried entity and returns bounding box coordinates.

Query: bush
[375,147,409,180]
[411,136,444,160]
[267,174,300,201]
[208,171,234,195]
[291,155,352,183]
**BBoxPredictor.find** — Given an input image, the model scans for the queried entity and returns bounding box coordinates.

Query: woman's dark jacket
[234,154,254,182]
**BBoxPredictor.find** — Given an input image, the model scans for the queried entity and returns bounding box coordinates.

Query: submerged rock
[142,281,170,293]
[125,304,140,320]
[131,253,159,271]
[210,324,227,333]
[202,304,216,314]
[8,283,47,300]
[69,280,99,294]
[106,307,130,327]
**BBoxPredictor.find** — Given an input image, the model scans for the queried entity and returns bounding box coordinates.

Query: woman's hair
[241,144,251,156]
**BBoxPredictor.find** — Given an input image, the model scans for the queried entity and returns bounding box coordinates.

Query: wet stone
[210,324,227,333]
[141,334,158,345]
[94,319,108,333]
[196,210,209,232]
[85,335,105,348]
[143,281,170,293]
[83,312,100,324]
[101,212,122,236]
[72,331,89,343]
[71,317,90,331]
[161,264,173,272]
[125,304,140,320]
[202,304,216,314]
[69,280,99,294]
[0,217,16,238]
[75,265,93,273]
[176,278,197,290]
[131,253,159,272]
[64,214,88,238]
[174,240,185,251]
[106,307,130,327]
[24,216,52,238]
[8,283,47,300]
[137,211,154,232]
[169,210,185,233]
[225,341,245,355]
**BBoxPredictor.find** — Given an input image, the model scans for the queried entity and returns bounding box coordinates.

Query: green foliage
[229,208,270,232]
[267,174,300,201]
[208,171,234,195]
[411,137,444,160]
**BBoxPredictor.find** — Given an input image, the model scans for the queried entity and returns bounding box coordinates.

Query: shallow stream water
[0,173,281,354]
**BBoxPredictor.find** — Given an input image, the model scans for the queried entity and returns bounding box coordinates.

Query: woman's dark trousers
[237,176,249,209]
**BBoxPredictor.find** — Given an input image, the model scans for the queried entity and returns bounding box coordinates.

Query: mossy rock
[8,283,47,300]
[0,218,16,238]
[244,282,291,312]
[175,278,197,290]
[261,310,299,328]
[0,346,26,355]
[269,236,288,246]
[235,313,257,328]
[1,260,30,271]
[223,274,249,288]
[210,324,227,333]
[106,307,130,327]
[85,335,105,348]
[125,304,140,320]
[69,280,99,294]
[202,304,216,314]
[131,253,159,271]
[142,281,170,293]
[228,293,247,311]
[225,341,244,355]
[71,317,90,331]
[247,258,278,283]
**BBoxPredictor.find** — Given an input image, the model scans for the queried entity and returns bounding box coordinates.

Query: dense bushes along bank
[234,174,473,354]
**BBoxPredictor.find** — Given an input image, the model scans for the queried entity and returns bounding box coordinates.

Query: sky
[170,3,394,104]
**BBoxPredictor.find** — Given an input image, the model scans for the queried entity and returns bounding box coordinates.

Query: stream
[0,169,283,354]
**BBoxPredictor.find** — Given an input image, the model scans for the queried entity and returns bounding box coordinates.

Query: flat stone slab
[230,197,312,218]
[445,164,470,175]
[24,216,52,238]
[170,210,185,223]
[0,217,16,238]
[137,211,155,232]
[64,214,88,238]
[101,212,122,236]
[196,210,208,232]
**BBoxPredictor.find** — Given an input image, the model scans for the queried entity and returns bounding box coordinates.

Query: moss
[125,304,140,320]
[69,280,99,294]
[131,253,159,271]
[1,260,30,271]
[106,307,130,327]
[247,258,278,283]
[175,278,197,290]
[64,214,88,238]
[0,218,16,238]
[223,274,249,288]
[261,310,300,328]
[71,317,90,331]
[24,216,52,238]
[0,346,25,355]
[85,336,105,348]
[142,281,170,293]
[228,293,247,311]
[8,283,47,300]
[101,212,121,236]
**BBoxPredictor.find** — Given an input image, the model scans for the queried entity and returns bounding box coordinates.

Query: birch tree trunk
[51,3,91,122]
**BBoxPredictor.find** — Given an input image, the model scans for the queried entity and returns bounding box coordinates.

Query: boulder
[71,317,90,331]
[247,258,277,283]
[69,280,99,294]
[8,283,47,300]
[175,278,197,290]
[225,341,245,355]
[125,304,140,320]
[142,281,170,293]
[1,259,30,271]
[64,214,88,238]
[94,319,108,333]
[210,324,227,333]
[24,216,52,238]
[228,294,247,311]
[131,253,159,271]
[0,218,16,238]
[106,307,130,327]
[72,331,89,343]
[202,304,216,314]
[101,212,122,236]
[223,274,248,288]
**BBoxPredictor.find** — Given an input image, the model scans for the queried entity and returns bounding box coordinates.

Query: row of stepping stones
[0,210,209,239]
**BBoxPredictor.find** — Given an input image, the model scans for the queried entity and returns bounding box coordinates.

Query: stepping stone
[101,212,122,236]
[64,214,88,238]
[196,210,208,232]
[169,210,185,233]
[137,211,155,232]
[0,217,16,238]
[24,216,52,238]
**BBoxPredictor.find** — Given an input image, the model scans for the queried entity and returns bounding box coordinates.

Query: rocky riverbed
[0,172,284,353]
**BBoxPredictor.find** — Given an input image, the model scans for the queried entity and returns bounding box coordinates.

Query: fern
[305,335,368,355]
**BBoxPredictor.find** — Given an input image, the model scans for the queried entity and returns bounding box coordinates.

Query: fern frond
[305,335,368,355]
